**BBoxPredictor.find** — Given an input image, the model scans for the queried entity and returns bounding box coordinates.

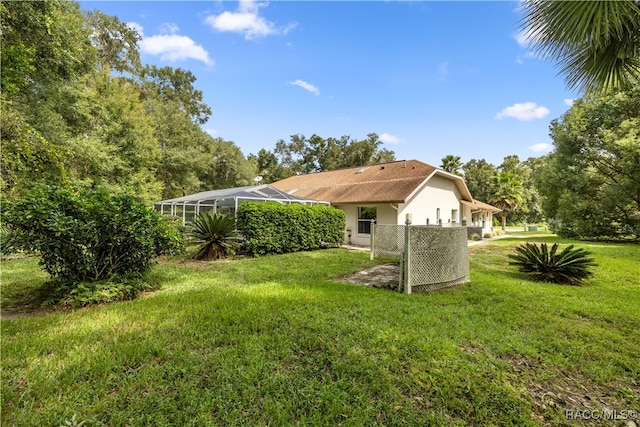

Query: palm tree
[520,1,640,93]
[440,155,463,175]
[489,171,524,231]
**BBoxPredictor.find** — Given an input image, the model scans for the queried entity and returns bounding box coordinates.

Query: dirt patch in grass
[498,352,640,425]
[335,263,400,290]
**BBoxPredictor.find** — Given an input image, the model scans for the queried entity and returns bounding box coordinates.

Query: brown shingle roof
[271,160,439,204]
[473,200,501,212]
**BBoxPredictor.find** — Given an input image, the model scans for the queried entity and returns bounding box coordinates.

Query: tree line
[1,1,399,204]
[2,0,638,240]
[439,80,639,239]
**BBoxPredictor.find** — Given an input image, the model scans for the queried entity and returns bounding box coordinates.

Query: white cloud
[127,22,144,37]
[289,80,320,96]
[529,143,553,153]
[379,133,401,144]
[514,31,530,48]
[141,34,213,65]
[130,23,213,66]
[564,98,575,106]
[205,128,218,136]
[205,0,296,40]
[513,30,544,63]
[495,102,550,121]
[159,23,180,35]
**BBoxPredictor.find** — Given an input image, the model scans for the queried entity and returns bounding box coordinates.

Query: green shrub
[237,202,345,255]
[188,212,240,260]
[39,275,162,307]
[1,186,184,285]
[469,233,481,241]
[508,242,596,285]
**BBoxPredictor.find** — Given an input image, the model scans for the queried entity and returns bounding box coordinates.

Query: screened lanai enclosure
[154,185,329,224]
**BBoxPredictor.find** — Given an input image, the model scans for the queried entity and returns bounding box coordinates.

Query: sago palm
[509,242,596,285]
[520,0,640,93]
[188,212,241,260]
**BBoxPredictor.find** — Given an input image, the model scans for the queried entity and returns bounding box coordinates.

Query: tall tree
[440,155,463,175]
[266,132,395,177]
[248,149,293,184]
[520,0,640,93]
[141,65,212,125]
[499,155,544,224]
[536,83,640,239]
[84,10,141,74]
[462,159,497,203]
[489,171,524,231]
[198,137,257,190]
[64,72,162,203]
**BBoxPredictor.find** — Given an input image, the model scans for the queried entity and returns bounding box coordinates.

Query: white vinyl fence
[371,222,469,294]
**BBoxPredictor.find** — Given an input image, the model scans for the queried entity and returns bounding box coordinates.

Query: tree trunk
[501,211,507,231]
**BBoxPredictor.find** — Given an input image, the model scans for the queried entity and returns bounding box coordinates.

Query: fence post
[369,220,375,261]
[403,214,412,294]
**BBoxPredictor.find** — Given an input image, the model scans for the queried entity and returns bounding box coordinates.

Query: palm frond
[520,0,640,93]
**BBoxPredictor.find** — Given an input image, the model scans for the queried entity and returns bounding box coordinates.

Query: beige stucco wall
[336,203,398,247]
[398,175,464,226]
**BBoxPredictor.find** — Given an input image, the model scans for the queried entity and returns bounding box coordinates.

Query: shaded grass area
[1,239,639,426]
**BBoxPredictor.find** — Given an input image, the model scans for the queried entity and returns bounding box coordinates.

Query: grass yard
[1,237,639,426]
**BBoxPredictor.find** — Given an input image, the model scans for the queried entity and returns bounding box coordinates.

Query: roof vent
[355,166,369,174]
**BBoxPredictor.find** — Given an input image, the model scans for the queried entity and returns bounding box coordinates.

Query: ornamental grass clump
[188,211,241,260]
[508,242,596,285]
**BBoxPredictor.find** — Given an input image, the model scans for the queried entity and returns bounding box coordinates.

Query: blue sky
[81,1,579,166]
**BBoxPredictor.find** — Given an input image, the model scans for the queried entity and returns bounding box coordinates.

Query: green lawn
[1,237,638,426]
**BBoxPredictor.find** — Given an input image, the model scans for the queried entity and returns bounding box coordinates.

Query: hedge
[236,202,346,255]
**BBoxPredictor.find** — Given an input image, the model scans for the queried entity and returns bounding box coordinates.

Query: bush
[469,233,481,241]
[237,202,345,255]
[2,186,184,285]
[508,242,596,285]
[38,275,162,307]
[188,212,241,260]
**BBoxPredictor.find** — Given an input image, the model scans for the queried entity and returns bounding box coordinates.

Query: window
[357,206,377,234]
[436,208,441,223]
[451,209,458,223]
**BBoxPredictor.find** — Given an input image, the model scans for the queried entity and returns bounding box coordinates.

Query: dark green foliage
[37,274,162,307]
[188,212,240,260]
[1,186,184,284]
[237,202,345,255]
[508,242,596,285]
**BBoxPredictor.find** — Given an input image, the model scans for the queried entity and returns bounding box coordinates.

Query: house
[271,159,499,246]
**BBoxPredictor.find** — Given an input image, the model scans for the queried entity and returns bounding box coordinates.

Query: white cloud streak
[564,98,575,106]
[127,22,144,37]
[529,143,553,153]
[495,102,550,121]
[141,34,213,65]
[289,80,320,96]
[205,0,296,40]
[130,22,213,66]
[379,133,401,144]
